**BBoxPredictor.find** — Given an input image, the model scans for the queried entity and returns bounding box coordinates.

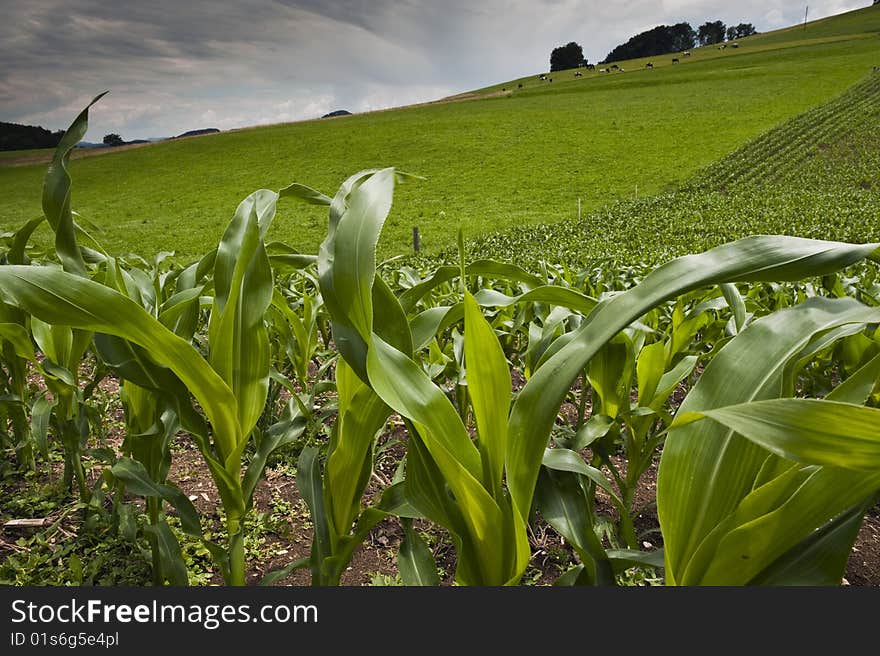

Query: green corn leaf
[278,182,333,206]
[398,260,544,313]
[542,448,626,515]
[749,495,876,585]
[145,519,190,586]
[30,395,55,460]
[507,237,879,530]
[0,266,243,466]
[257,557,310,586]
[535,467,615,585]
[693,399,880,470]
[696,467,880,585]
[402,430,469,537]
[242,403,307,508]
[463,291,509,496]
[208,190,275,449]
[42,91,107,276]
[826,351,880,405]
[473,286,597,316]
[367,334,482,479]
[327,168,396,342]
[636,341,666,406]
[658,296,880,585]
[572,414,614,450]
[398,518,441,586]
[297,446,332,574]
[111,457,202,537]
[721,283,747,333]
[0,323,35,361]
[7,216,45,265]
[606,549,665,573]
[325,359,391,536]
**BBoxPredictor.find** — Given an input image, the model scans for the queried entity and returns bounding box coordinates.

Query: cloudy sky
[1,0,870,141]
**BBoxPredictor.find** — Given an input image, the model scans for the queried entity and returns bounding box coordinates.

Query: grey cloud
[0,0,871,140]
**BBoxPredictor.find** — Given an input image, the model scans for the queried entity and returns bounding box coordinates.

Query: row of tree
[602,20,757,63]
[549,19,758,70]
[0,122,65,152]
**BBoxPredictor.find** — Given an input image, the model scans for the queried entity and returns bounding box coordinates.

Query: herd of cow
[536,48,698,83]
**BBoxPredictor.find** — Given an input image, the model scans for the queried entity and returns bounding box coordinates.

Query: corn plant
[658,297,880,584]
[0,96,308,585]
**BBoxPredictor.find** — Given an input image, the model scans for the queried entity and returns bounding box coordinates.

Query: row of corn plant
[273,164,879,585]
[3,93,879,585]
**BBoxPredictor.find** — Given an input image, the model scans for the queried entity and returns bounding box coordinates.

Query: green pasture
[1,5,878,263]
[455,72,880,269]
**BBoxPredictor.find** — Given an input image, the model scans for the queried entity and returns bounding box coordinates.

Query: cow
[683,51,691,57]
[599,68,607,73]
[731,43,739,48]
[610,64,619,70]
[672,58,679,64]
[548,77,553,82]
[518,83,523,88]
[586,63,596,70]
[574,71,582,77]
[618,67,625,72]
[646,62,654,68]
[539,74,547,81]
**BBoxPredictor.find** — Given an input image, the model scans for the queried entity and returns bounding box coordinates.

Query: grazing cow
[683,51,691,57]
[618,67,625,72]
[586,63,596,70]
[549,78,552,82]
[518,83,523,88]
[599,68,607,73]
[672,58,679,64]
[574,71,582,77]
[539,74,547,81]
[731,43,739,48]
[610,64,619,70]
[646,62,654,68]
[718,44,726,50]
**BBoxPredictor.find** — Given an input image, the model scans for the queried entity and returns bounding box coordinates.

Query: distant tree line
[0,122,64,152]
[602,23,697,63]
[552,18,759,66]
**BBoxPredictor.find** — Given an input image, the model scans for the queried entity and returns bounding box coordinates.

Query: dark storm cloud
[0,1,870,140]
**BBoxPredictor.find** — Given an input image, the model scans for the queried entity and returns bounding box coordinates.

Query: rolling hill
[1,4,879,262]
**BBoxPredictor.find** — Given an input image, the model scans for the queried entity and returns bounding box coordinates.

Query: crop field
[2,7,880,588]
[460,70,880,268]
[1,6,879,261]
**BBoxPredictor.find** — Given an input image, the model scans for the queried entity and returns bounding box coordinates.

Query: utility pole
[804,6,809,30]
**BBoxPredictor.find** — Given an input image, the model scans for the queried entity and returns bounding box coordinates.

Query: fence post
[413,226,420,252]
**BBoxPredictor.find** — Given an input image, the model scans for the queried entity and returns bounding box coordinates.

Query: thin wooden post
[412,226,420,252]
[577,198,581,221]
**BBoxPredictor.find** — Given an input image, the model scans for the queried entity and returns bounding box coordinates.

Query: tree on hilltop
[698,20,726,45]
[102,133,124,147]
[731,23,757,39]
[550,41,586,71]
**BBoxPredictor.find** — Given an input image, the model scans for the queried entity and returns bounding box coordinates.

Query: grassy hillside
[455,71,880,269]
[1,5,879,262]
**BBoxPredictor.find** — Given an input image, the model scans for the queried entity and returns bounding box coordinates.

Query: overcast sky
[0,0,870,141]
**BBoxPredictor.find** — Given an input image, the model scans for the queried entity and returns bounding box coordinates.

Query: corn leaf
[507,237,879,529]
